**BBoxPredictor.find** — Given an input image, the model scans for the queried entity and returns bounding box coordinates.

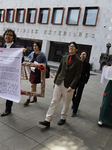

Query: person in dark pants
[1,29,26,117]
[71,51,90,117]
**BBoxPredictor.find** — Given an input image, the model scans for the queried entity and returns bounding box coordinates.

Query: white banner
[0,48,23,103]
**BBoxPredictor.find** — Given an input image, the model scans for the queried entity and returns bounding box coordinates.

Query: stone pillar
[41,40,50,60]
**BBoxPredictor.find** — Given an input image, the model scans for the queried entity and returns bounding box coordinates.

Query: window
[38,8,50,24]
[51,8,65,25]
[66,7,81,25]
[6,9,15,22]
[16,9,26,23]
[83,7,99,26]
[26,8,37,23]
[0,9,5,22]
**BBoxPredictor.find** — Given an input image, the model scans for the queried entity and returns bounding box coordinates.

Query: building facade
[0,0,112,69]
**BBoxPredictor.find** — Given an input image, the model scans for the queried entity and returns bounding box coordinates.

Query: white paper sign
[0,48,23,103]
[100,66,112,84]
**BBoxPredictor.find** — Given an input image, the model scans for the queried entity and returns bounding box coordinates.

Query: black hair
[69,42,78,49]
[81,51,88,57]
[3,29,17,43]
[33,42,41,51]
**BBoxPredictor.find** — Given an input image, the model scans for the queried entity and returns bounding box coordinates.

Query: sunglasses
[5,33,13,37]
[81,54,87,56]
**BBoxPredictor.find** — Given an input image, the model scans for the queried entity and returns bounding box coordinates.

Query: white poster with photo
[0,48,23,103]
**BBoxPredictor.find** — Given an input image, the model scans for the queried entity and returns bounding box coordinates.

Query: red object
[110,103,112,106]
[21,90,24,95]
[68,56,72,65]
[104,92,107,96]
[38,64,45,72]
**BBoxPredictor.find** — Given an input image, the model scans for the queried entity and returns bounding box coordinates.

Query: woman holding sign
[1,29,26,117]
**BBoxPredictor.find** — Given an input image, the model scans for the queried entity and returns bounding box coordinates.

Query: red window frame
[0,9,5,22]
[83,7,100,26]
[38,8,50,24]
[6,9,15,22]
[66,7,81,25]
[15,9,26,23]
[51,7,65,25]
[26,8,37,24]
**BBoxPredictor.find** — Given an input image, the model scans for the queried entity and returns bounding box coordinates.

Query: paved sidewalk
[0,71,112,150]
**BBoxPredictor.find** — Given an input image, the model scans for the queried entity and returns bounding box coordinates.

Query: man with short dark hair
[39,42,83,127]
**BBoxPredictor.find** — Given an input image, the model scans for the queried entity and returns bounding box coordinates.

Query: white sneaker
[98,121,103,126]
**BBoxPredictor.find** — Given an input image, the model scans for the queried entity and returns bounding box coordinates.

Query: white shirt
[5,42,14,48]
[100,66,112,84]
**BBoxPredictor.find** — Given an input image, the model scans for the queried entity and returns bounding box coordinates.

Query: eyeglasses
[68,46,75,48]
[81,54,87,56]
[5,33,13,37]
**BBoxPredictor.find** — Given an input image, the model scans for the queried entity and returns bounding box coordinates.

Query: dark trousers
[72,83,85,114]
[6,100,13,112]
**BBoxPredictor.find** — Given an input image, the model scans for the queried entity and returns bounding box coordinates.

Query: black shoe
[71,105,73,109]
[1,111,11,117]
[39,120,50,128]
[58,119,66,125]
[23,99,30,106]
[71,113,76,117]
[30,97,37,103]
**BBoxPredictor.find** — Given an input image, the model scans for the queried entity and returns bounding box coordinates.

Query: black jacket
[10,43,24,63]
[78,60,90,84]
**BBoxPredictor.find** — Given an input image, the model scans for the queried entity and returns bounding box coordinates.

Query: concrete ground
[0,71,112,150]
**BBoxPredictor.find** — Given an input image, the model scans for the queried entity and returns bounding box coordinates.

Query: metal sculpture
[99,43,112,70]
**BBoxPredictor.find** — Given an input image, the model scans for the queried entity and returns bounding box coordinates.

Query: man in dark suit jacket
[39,42,83,127]
[71,51,90,117]
[1,29,25,117]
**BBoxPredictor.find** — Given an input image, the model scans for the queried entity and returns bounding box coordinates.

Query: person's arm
[85,63,90,84]
[22,54,24,63]
[35,53,47,70]
[66,87,72,92]
[23,48,27,54]
[28,52,33,62]
[21,48,27,63]
[41,53,47,65]
[32,53,47,70]
[54,57,63,84]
